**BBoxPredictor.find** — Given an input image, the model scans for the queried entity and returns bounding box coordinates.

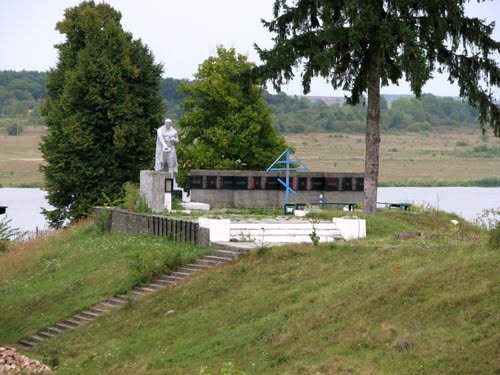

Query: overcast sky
[1,0,499,97]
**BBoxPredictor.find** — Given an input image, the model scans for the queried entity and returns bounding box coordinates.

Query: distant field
[0,127,499,187]
[286,130,500,184]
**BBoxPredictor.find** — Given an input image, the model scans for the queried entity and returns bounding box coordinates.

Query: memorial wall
[188,170,365,208]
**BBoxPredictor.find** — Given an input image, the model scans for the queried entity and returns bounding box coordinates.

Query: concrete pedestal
[140,170,175,213]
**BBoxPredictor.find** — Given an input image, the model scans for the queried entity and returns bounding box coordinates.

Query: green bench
[378,202,412,211]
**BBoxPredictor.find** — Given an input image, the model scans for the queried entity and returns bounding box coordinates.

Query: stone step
[230,235,340,243]
[153,278,175,285]
[55,322,75,330]
[171,271,190,278]
[130,290,145,296]
[196,259,218,265]
[37,331,55,339]
[61,319,80,327]
[89,307,110,314]
[19,340,35,348]
[29,335,45,343]
[45,327,62,335]
[159,275,183,282]
[147,283,165,289]
[80,310,100,319]
[186,263,212,269]
[231,223,341,230]
[98,302,119,309]
[177,267,199,273]
[107,298,126,305]
[202,255,233,262]
[74,314,94,322]
[211,250,239,259]
[116,295,130,301]
[134,287,156,293]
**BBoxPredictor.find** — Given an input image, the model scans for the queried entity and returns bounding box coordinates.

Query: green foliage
[120,182,150,213]
[256,0,499,136]
[488,224,500,249]
[95,209,112,233]
[171,196,183,211]
[0,71,46,119]
[309,226,320,246]
[40,1,164,227]
[0,217,22,241]
[177,46,288,187]
[6,123,23,136]
[0,68,488,135]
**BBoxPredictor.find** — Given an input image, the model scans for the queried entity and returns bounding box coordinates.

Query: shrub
[0,217,22,241]
[6,123,23,136]
[488,225,500,249]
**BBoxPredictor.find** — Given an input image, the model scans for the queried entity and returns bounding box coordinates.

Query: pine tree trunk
[363,64,381,215]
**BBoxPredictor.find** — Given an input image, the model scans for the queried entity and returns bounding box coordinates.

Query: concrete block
[181,202,210,210]
[198,218,231,242]
[332,217,366,240]
[294,210,308,217]
[140,170,175,213]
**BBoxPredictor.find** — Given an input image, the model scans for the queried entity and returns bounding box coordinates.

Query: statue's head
[164,119,172,129]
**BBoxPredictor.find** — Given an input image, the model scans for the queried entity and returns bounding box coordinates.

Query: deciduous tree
[177,46,287,186]
[256,0,500,213]
[40,1,164,227]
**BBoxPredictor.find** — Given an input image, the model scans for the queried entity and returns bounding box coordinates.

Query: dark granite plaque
[221,176,234,189]
[355,177,364,191]
[311,177,325,191]
[325,177,339,191]
[189,176,203,189]
[341,178,353,191]
[251,176,262,190]
[206,176,217,189]
[298,177,308,190]
[234,176,248,190]
[265,177,280,190]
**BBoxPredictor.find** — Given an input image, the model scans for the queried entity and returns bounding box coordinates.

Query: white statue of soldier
[155,119,179,175]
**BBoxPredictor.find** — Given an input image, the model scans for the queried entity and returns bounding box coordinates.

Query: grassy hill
[1,210,498,374]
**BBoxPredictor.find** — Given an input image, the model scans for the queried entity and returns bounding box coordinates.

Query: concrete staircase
[230,222,342,243]
[17,245,252,349]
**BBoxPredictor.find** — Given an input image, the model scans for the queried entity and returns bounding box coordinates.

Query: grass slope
[0,221,209,344]
[15,211,500,374]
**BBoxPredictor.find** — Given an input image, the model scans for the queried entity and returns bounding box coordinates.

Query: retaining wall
[94,207,209,246]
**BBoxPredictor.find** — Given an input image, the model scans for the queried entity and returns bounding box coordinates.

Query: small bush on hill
[6,123,22,136]
[488,225,500,249]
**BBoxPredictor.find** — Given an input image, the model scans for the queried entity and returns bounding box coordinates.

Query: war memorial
[117,119,368,245]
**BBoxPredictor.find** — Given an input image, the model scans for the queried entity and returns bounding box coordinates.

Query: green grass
[12,211,498,374]
[0,221,210,344]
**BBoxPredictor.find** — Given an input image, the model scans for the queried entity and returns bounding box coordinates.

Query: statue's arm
[172,131,179,144]
[157,128,169,149]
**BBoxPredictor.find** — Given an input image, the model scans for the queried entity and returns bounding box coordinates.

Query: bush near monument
[176,46,287,187]
[40,1,164,227]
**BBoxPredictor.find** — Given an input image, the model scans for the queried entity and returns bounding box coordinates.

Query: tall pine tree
[256,0,500,214]
[41,1,164,227]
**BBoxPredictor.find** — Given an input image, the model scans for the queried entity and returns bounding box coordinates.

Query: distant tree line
[0,70,481,134]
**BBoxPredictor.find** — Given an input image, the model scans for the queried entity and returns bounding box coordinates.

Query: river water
[0,187,499,232]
